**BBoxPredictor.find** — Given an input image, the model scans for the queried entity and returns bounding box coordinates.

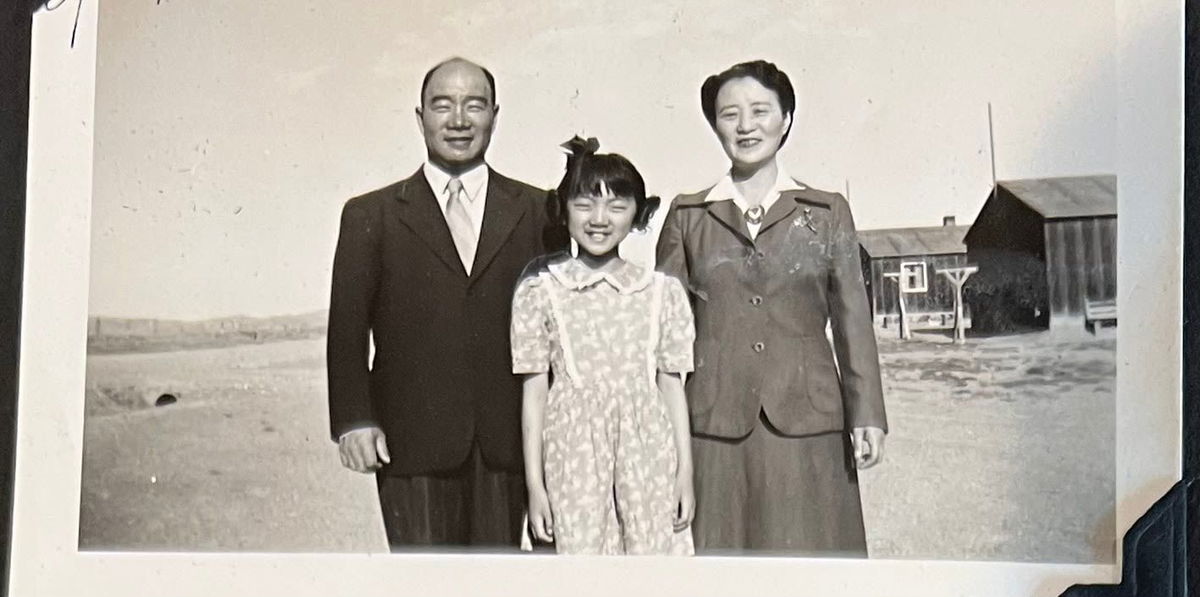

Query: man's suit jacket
[327,167,566,476]
[655,183,887,439]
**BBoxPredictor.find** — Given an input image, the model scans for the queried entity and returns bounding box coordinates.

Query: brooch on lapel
[745,206,765,226]
[793,208,818,233]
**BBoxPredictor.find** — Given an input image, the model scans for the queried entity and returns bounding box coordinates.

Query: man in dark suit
[326,57,565,549]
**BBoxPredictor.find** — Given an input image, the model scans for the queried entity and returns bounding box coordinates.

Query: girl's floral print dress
[511,256,696,555]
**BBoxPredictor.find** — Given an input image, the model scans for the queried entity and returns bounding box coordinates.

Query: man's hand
[851,426,886,469]
[338,427,391,473]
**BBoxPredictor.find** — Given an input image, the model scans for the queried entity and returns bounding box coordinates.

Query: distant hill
[87,310,328,354]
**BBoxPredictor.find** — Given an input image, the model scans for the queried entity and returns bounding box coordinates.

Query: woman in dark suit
[655,60,887,555]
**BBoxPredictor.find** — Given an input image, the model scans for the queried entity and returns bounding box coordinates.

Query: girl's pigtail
[636,194,662,231]
[546,188,564,226]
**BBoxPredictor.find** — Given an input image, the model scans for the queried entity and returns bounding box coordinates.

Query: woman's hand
[527,488,555,543]
[852,426,886,469]
[673,468,695,532]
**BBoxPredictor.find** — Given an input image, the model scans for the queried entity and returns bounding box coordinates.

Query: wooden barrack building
[963,175,1117,330]
[858,218,972,330]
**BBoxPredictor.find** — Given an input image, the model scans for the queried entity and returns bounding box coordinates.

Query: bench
[1084,298,1117,332]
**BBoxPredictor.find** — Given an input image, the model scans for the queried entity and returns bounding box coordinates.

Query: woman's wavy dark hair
[550,136,660,231]
[700,59,796,146]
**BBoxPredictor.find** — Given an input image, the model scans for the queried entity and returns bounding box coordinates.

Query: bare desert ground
[79,329,1115,562]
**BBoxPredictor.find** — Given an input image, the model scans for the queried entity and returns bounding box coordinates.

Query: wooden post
[937,266,980,344]
[882,273,910,340]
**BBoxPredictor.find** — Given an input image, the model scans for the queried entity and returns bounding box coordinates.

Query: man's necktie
[445,178,476,274]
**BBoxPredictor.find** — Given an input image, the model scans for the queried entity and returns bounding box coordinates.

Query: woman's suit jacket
[655,182,887,439]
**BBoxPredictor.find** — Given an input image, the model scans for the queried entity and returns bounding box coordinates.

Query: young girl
[510,136,696,555]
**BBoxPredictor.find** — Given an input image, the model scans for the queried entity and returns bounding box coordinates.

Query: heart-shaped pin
[745,206,764,225]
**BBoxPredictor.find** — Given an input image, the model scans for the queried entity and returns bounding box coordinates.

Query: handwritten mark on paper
[40,0,84,48]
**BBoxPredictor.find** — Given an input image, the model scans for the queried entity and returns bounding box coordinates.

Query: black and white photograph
[9,0,1186,595]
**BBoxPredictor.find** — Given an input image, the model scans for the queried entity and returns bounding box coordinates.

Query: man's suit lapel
[470,170,528,284]
[394,170,469,277]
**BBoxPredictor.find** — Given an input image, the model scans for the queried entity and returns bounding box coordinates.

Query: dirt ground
[79,330,1115,562]
[862,328,1115,563]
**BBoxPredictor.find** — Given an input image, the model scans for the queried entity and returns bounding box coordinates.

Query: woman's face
[565,181,636,258]
[712,76,792,172]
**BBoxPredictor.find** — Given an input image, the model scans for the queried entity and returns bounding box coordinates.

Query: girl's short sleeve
[510,275,551,374]
[656,275,695,374]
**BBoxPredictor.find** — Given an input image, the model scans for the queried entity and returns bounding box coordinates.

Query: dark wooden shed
[963,175,1116,331]
[859,218,972,330]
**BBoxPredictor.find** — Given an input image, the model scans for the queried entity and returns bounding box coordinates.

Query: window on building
[899,261,928,293]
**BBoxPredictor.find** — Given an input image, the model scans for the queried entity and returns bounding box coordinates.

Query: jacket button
[755,251,766,259]
[753,342,765,353]
[750,295,763,306]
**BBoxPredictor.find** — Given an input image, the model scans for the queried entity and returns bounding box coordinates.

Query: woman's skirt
[691,411,868,556]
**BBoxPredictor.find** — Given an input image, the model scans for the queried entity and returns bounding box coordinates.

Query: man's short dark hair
[420,58,497,106]
[700,59,796,146]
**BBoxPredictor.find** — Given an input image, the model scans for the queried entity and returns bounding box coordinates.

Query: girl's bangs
[572,157,643,200]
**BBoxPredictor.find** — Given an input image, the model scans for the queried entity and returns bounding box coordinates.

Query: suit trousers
[375,441,526,551]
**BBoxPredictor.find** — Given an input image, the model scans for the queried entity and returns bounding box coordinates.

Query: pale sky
[88,0,1116,320]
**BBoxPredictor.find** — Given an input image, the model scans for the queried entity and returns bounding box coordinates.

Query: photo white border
[11,1,1182,595]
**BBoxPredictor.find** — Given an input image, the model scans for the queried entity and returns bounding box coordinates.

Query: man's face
[417,61,498,172]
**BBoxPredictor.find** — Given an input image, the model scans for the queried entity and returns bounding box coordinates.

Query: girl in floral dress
[510,137,696,555]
